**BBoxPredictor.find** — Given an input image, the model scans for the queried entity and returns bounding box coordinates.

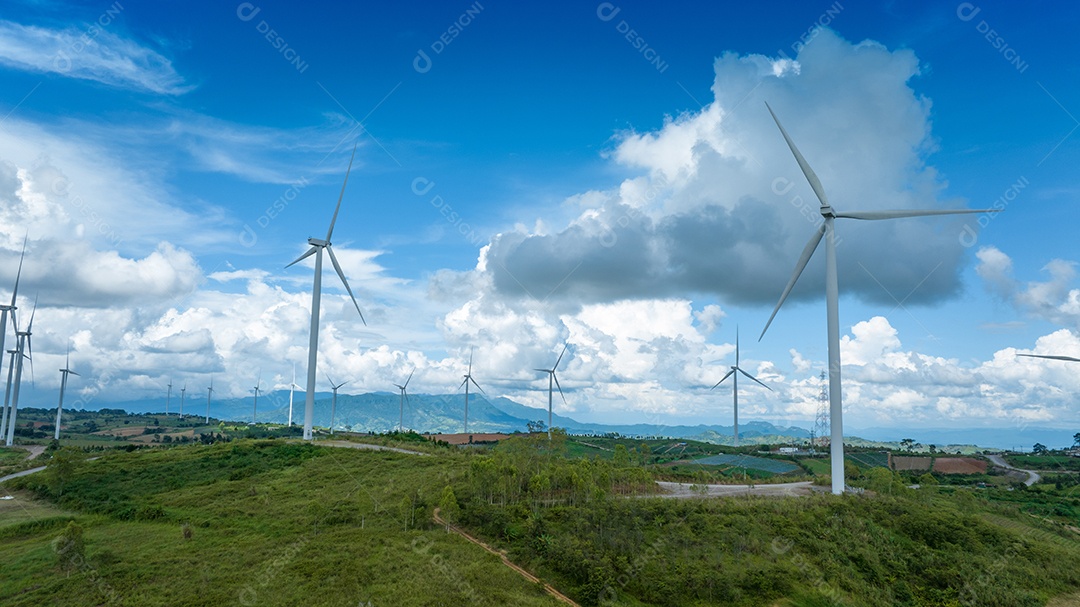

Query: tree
[52,521,85,573]
[526,420,547,434]
[1073,432,1080,448]
[46,448,85,498]
[900,438,915,452]
[1033,443,1048,454]
[439,485,460,525]
[612,444,630,467]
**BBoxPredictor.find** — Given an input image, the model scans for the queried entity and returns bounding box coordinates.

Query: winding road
[654,480,814,498]
[986,453,1041,486]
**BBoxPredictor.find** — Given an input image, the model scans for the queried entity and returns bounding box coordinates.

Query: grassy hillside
[2,432,1079,606]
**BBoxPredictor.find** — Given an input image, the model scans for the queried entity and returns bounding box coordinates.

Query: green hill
[2,435,1079,606]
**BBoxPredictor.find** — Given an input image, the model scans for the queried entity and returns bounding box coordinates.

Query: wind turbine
[1,347,17,441]
[205,377,213,424]
[165,380,172,416]
[288,364,303,428]
[458,350,484,435]
[4,303,34,447]
[711,328,770,448]
[252,372,261,425]
[1018,353,1080,363]
[393,370,413,433]
[286,145,366,441]
[326,374,346,435]
[179,382,186,418]
[759,101,998,494]
[54,350,79,441]
[534,344,568,440]
[0,237,25,439]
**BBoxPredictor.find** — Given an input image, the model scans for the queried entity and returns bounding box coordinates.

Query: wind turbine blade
[469,376,485,394]
[765,102,829,208]
[404,369,414,388]
[1018,353,1080,363]
[325,372,334,387]
[553,373,566,404]
[326,144,357,242]
[760,222,826,341]
[533,368,549,373]
[69,370,81,377]
[458,377,468,390]
[735,327,740,367]
[286,246,319,269]
[738,367,772,391]
[326,246,366,325]
[711,368,736,390]
[554,343,568,370]
[10,233,26,307]
[835,209,998,221]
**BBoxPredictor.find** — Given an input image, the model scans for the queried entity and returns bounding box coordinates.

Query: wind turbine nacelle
[308,238,328,247]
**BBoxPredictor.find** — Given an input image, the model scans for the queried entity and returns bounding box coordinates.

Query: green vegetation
[1007,454,1080,472]
[2,411,1079,606]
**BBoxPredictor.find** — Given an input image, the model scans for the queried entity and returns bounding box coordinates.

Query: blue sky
[0,0,1078,436]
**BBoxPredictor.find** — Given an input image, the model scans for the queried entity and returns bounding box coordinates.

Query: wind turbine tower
[166,380,172,416]
[534,344,568,440]
[53,351,79,441]
[459,350,484,435]
[759,102,997,494]
[4,304,34,447]
[205,378,214,424]
[0,237,25,439]
[179,382,186,418]
[286,145,366,441]
[252,373,261,425]
[710,329,770,447]
[326,374,346,435]
[393,370,413,433]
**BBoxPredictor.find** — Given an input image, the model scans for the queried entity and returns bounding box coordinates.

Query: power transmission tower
[814,370,830,449]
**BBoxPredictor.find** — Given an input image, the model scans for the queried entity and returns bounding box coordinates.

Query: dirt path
[433,507,580,607]
[987,454,1041,486]
[24,445,46,460]
[654,480,813,498]
[0,465,47,485]
[318,439,429,456]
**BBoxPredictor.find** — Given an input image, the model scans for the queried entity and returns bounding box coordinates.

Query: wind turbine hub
[308,237,328,247]
[819,205,835,218]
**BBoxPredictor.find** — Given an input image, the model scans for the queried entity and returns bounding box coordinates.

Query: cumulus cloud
[479,29,978,309]
[976,246,1080,328]
[0,19,191,95]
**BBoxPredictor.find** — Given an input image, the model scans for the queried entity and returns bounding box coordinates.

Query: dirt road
[654,480,814,498]
[986,453,1041,486]
[433,507,580,607]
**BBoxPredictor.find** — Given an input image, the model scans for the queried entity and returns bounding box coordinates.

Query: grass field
[1008,454,1080,472]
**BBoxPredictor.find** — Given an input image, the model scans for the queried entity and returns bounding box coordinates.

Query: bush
[51,521,85,573]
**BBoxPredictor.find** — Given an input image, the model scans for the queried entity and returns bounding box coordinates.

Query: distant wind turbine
[179,382,186,418]
[326,374,347,435]
[759,101,998,495]
[288,364,303,428]
[54,350,79,441]
[252,372,261,425]
[166,380,172,416]
[459,350,484,434]
[286,145,366,441]
[0,237,25,439]
[534,344,568,440]
[1,348,17,441]
[205,377,214,424]
[711,328,770,448]
[393,370,414,433]
[5,302,34,447]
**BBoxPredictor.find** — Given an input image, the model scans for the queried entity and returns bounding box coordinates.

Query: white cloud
[976,246,1080,328]
[0,20,191,95]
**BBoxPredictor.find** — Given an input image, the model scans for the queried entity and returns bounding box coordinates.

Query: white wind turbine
[165,380,172,416]
[1,347,16,440]
[0,238,25,439]
[252,372,261,425]
[1019,353,1080,364]
[179,382,186,418]
[54,350,79,441]
[393,370,413,433]
[326,374,347,435]
[286,146,366,441]
[711,328,770,448]
[288,365,303,428]
[759,102,998,495]
[534,344,568,440]
[458,350,484,435]
[4,303,34,447]
[205,377,214,424]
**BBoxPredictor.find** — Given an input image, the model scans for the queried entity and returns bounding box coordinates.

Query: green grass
[0,441,563,607]
[1008,454,1080,472]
